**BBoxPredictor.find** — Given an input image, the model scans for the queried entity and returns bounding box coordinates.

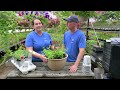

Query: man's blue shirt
[63,29,86,62]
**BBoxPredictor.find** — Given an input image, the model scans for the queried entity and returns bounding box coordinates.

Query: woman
[25,18,55,62]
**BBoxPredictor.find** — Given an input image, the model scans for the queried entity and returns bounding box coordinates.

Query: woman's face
[33,19,43,31]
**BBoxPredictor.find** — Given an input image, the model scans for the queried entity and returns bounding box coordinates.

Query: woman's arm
[26,47,48,63]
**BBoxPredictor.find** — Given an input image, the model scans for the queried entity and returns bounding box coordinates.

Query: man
[63,15,86,73]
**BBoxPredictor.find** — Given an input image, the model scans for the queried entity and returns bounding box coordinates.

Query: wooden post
[86,18,89,40]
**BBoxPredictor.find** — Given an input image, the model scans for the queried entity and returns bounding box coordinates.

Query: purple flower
[31,11,33,15]
[39,11,44,15]
[35,11,39,16]
[45,15,49,18]
[44,12,49,18]
[26,11,29,15]
[22,11,24,16]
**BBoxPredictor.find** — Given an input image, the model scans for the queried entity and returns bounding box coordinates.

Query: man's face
[33,19,43,31]
[67,22,77,30]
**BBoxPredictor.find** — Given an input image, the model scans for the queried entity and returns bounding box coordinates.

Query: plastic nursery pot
[47,54,68,71]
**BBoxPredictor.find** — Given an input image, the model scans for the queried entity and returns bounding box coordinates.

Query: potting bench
[5,59,94,79]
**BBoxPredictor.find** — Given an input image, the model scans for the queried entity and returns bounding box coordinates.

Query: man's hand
[40,54,48,63]
[69,64,78,73]
[68,48,85,73]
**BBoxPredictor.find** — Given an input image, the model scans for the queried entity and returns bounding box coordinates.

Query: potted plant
[10,45,30,66]
[43,48,67,71]
[10,45,37,74]
[12,49,29,61]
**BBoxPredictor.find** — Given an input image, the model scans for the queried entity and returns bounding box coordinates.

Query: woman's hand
[39,54,48,63]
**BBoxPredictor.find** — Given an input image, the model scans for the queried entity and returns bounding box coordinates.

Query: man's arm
[74,48,85,67]
[69,48,85,73]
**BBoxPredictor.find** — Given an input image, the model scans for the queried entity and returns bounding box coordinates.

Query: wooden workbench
[6,61,94,79]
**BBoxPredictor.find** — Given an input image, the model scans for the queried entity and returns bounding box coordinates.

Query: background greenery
[0,11,120,65]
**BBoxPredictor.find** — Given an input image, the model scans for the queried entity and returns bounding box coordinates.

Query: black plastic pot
[0,49,5,58]
[92,45,103,53]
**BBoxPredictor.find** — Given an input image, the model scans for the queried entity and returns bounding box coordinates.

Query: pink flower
[21,56,25,60]
[95,11,106,14]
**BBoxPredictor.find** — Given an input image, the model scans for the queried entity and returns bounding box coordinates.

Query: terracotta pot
[47,54,67,71]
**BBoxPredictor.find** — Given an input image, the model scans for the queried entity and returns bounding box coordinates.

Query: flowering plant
[47,18,60,28]
[43,11,60,28]
[12,49,29,61]
[17,18,30,27]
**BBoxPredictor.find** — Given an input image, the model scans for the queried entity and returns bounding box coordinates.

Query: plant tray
[11,57,36,74]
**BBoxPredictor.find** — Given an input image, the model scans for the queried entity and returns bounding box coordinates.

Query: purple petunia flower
[26,11,29,15]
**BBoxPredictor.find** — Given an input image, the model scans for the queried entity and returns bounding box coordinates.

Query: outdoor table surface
[6,61,94,79]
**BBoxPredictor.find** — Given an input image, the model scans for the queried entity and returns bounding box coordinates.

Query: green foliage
[24,14,34,23]
[86,40,97,55]
[97,32,118,40]
[37,15,49,25]
[43,48,65,59]
[11,45,29,61]
[74,11,97,18]
[73,11,120,26]
[0,11,18,64]
[48,11,71,34]
[16,32,28,40]
[50,33,64,47]
[95,11,120,24]
[23,14,49,29]
[46,12,69,48]
[0,11,18,33]
[54,11,73,18]
[12,49,29,60]
[57,20,68,34]
[0,32,28,49]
